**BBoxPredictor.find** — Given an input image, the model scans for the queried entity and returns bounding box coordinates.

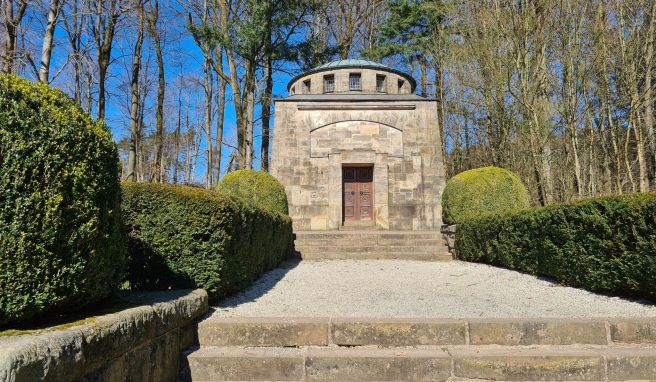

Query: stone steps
[293,230,452,261]
[294,231,443,240]
[295,245,445,253]
[184,344,656,382]
[297,251,453,261]
[294,238,444,246]
[182,317,656,381]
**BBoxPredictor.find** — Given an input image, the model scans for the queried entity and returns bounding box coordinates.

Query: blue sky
[33,2,303,183]
[19,1,423,183]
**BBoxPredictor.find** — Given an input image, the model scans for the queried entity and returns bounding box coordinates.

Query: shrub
[121,183,293,300]
[0,74,126,325]
[442,166,530,225]
[216,170,289,215]
[457,192,656,300]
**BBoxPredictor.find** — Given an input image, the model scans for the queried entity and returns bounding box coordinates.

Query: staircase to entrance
[293,230,453,261]
[180,232,656,381]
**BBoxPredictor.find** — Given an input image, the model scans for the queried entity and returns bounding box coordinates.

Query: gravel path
[209,260,656,319]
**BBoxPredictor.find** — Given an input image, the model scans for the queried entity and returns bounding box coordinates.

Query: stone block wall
[0,289,208,382]
[272,98,446,231]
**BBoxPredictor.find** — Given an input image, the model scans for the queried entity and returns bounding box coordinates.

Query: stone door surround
[328,150,389,229]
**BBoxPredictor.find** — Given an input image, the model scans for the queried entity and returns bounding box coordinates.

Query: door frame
[341,164,374,224]
[327,151,389,230]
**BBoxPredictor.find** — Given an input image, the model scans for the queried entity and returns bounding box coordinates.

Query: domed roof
[287,58,416,92]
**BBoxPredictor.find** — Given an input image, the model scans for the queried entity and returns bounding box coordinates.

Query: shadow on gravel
[535,274,655,306]
[210,258,301,310]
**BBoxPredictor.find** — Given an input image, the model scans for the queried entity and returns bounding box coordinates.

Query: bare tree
[126,0,144,182]
[2,0,28,74]
[147,0,165,182]
[214,48,225,181]
[90,0,123,121]
[37,0,61,82]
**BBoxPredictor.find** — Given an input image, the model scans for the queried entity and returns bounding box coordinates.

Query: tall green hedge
[442,167,530,225]
[216,170,289,215]
[457,192,656,299]
[0,74,126,325]
[121,183,293,300]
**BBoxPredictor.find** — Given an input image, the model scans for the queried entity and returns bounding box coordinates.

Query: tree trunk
[38,0,60,83]
[148,0,165,183]
[624,118,636,192]
[633,110,649,192]
[434,63,446,177]
[61,0,82,104]
[204,56,213,188]
[3,0,28,74]
[95,0,119,122]
[213,48,225,182]
[173,86,182,184]
[246,74,255,169]
[223,46,246,169]
[137,95,146,182]
[261,52,273,172]
[126,0,144,182]
[214,78,225,180]
[184,105,192,183]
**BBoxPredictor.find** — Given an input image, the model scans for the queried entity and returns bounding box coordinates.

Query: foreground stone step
[183,344,656,381]
[198,317,656,347]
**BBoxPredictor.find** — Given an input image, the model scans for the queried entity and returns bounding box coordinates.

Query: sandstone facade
[271,60,445,230]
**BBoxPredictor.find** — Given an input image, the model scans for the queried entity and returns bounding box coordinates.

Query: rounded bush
[216,170,289,215]
[0,74,126,325]
[442,166,530,225]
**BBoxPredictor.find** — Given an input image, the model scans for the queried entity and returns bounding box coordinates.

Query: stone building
[271,59,445,231]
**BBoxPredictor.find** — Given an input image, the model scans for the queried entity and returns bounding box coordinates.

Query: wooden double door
[342,166,374,222]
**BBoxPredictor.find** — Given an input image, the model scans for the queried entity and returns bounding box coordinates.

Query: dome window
[323,75,335,93]
[376,75,386,93]
[349,73,361,91]
[398,79,405,92]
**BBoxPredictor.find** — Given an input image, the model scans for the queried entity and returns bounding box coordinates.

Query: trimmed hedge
[216,170,289,215]
[442,167,530,225]
[121,183,293,300]
[457,192,656,300]
[0,74,126,325]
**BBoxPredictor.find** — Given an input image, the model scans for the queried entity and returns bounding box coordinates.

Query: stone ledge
[199,317,656,348]
[0,289,208,382]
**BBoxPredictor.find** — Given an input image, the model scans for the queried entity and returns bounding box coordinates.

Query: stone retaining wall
[441,224,457,257]
[0,289,208,382]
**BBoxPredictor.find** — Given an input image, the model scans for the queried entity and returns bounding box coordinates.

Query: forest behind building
[2,0,656,206]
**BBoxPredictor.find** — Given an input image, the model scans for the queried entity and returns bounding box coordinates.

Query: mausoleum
[271,59,445,230]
